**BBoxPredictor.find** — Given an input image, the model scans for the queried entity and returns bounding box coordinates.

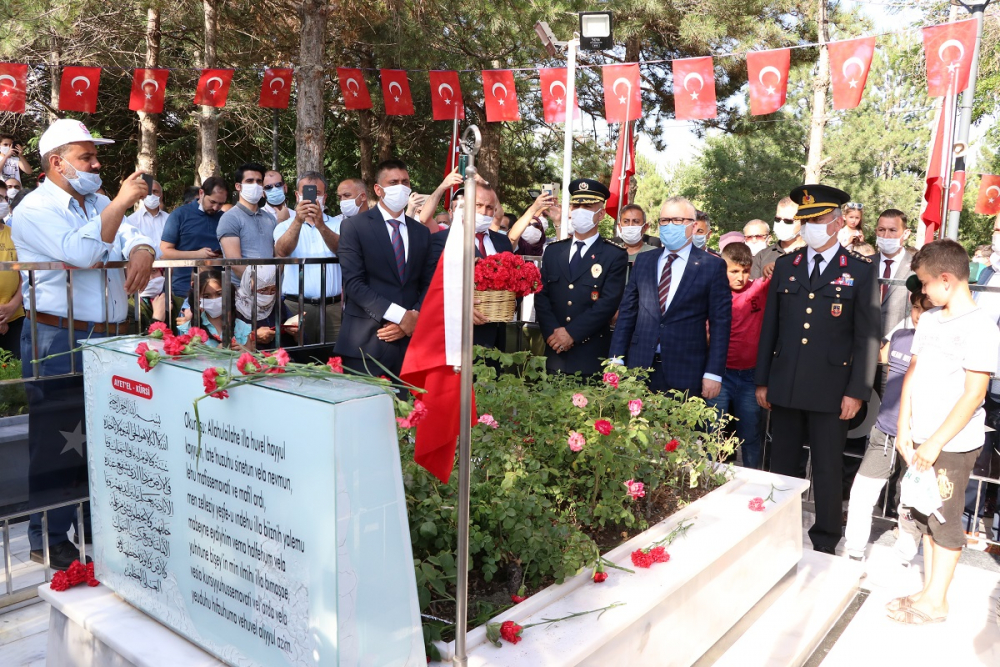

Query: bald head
[336,178,369,214]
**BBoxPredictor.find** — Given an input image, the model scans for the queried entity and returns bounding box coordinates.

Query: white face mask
[520,224,543,245]
[144,194,160,210]
[0,146,9,156]
[379,184,411,213]
[475,213,493,233]
[201,297,223,318]
[746,240,768,255]
[144,276,164,294]
[240,183,263,203]
[570,208,598,235]
[257,292,276,308]
[340,195,361,218]
[801,220,835,250]
[6,187,18,199]
[773,221,798,242]
[0,202,9,219]
[876,236,901,256]
[619,225,644,245]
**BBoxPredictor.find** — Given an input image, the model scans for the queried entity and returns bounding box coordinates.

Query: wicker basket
[475,289,516,322]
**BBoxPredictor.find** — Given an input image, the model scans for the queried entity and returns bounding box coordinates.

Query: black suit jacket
[334,207,432,376]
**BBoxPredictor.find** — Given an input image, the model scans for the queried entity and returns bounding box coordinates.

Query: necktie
[810,255,823,289]
[387,219,406,280]
[881,259,893,301]
[569,241,585,275]
[476,232,488,258]
[658,253,679,312]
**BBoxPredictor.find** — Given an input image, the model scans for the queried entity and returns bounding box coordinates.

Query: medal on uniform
[591,290,599,301]
[591,264,602,278]
[831,303,842,317]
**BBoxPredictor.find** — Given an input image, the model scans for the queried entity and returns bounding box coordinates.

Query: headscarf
[235,265,277,321]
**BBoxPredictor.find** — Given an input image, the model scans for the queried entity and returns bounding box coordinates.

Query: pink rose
[602,372,619,389]
[624,478,645,500]
[478,414,499,429]
[572,393,588,408]
[567,431,585,452]
[628,399,642,416]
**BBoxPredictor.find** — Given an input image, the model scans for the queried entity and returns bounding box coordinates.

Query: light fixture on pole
[579,11,614,51]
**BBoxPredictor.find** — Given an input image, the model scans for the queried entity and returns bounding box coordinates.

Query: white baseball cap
[38,119,114,157]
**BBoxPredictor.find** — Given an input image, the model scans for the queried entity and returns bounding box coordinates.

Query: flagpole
[453,125,481,667]
[559,36,579,240]
[940,71,958,240]
[615,120,631,225]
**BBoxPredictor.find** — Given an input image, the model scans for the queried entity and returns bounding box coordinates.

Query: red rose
[630,549,654,568]
[147,322,169,339]
[327,356,344,373]
[499,620,523,644]
[592,571,609,583]
[50,571,71,592]
[665,439,679,452]
[602,372,620,388]
[511,594,527,604]
[594,419,613,436]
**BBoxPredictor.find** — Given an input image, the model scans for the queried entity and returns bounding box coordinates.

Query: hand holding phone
[301,184,317,202]
[141,173,154,195]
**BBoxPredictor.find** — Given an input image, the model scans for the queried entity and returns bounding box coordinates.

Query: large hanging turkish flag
[922,19,978,97]
[481,70,520,122]
[259,68,293,109]
[538,68,579,123]
[920,93,958,242]
[746,49,790,116]
[948,170,966,213]
[429,71,464,121]
[59,67,101,113]
[194,69,233,107]
[672,57,716,121]
[606,122,636,221]
[380,69,414,116]
[0,63,28,114]
[828,37,875,110]
[602,63,641,123]
[336,68,372,110]
[129,68,169,114]
[976,175,1000,216]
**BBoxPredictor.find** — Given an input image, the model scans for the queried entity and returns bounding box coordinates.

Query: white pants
[845,473,920,560]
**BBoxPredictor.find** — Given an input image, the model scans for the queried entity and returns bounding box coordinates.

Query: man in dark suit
[609,196,731,397]
[755,184,880,554]
[335,159,432,377]
[873,208,914,337]
[425,182,513,348]
[535,179,627,376]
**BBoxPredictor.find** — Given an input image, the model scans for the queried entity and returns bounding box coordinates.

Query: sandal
[887,606,946,625]
[886,596,914,612]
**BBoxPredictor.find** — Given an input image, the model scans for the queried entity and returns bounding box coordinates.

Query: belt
[34,312,131,335]
[284,295,341,306]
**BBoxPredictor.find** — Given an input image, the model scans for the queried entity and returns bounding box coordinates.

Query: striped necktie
[658,253,679,312]
[387,219,406,280]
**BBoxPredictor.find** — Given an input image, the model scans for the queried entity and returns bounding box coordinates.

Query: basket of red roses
[474,252,543,322]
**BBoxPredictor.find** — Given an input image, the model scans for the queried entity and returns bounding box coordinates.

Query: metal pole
[940,74,958,240]
[615,121,631,225]
[945,1,990,240]
[272,108,280,171]
[453,125,480,667]
[559,37,579,240]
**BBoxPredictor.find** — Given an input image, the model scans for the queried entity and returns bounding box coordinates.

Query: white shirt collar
[807,242,840,267]
[570,233,600,256]
[42,177,97,210]
[661,242,693,261]
[378,202,405,223]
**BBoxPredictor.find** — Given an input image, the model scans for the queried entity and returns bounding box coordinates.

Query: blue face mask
[659,223,690,251]
[62,162,103,196]
[264,187,286,206]
[692,234,708,248]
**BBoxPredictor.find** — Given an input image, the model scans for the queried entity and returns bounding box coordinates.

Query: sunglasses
[844,202,863,210]
[263,183,284,191]
[773,217,795,225]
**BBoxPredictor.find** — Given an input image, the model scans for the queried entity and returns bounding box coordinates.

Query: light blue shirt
[178,318,250,347]
[273,211,342,299]
[11,179,153,322]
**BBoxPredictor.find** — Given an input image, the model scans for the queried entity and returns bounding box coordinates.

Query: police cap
[570,178,610,205]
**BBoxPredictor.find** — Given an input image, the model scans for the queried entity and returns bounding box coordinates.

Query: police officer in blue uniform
[755,184,880,554]
[535,179,628,376]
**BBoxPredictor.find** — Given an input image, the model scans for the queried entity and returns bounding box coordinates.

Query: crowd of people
[3,118,1000,627]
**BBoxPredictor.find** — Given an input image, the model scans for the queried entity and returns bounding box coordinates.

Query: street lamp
[579,11,614,51]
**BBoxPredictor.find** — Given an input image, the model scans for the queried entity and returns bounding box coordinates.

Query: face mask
[0,202,8,218]
[316,195,325,211]
[340,196,360,218]
[256,292,276,308]
[520,225,543,245]
[876,236,901,256]
[379,184,411,212]
[746,240,768,254]
[0,146,9,155]
[201,297,223,318]
[692,234,708,249]
[264,188,285,206]
[801,221,834,250]
[61,161,102,196]
[144,276,164,294]
[570,208,598,235]
[475,213,493,233]
[6,188,18,199]
[773,221,798,242]
[659,223,690,251]
[143,194,160,210]
[619,226,644,245]
[240,183,263,203]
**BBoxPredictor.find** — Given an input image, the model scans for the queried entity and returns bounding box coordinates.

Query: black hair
[722,241,753,268]
[200,176,229,197]
[234,163,267,184]
[375,159,408,184]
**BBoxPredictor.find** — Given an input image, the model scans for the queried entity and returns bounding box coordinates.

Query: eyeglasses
[744,234,769,241]
[658,217,695,226]
[844,202,863,210]
[263,183,284,191]
[773,217,795,225]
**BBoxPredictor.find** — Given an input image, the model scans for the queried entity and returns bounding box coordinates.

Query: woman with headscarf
[235,264,284,349]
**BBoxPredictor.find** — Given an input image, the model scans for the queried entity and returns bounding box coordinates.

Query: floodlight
[534,22,563,57]
[579,12,613,51]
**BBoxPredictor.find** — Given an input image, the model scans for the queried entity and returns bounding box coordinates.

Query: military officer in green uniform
[535,179,628,376]
[755,184,880,554]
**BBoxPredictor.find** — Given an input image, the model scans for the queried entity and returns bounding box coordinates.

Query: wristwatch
[132,245,156,259]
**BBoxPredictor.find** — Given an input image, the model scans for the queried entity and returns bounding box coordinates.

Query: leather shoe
[29,540,91,571]
[813,544,836,555]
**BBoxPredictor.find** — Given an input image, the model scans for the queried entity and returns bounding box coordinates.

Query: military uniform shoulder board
[549,237,571,245]
[789,253,803,266]
[605,238,627,251]
[847,249,873,263]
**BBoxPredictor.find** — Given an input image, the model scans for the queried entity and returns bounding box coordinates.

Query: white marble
[0,599,50,667]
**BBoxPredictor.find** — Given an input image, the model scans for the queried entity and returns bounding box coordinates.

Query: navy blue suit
[609,245,731,396]
[334,207,432,377]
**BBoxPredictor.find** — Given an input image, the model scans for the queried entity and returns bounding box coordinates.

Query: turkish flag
[400,200,476,484]
[948,170,966,212]
[429,71,464,121]
[336,68,372,110]
[922,19,978,97]
[746,49,790,115]
[194,69,233,107]
[603,64,641,123]
[59,67,101,113]
[672,57,716,121]
[538,68,579,123]
[920,93,958,243]
[606,122,636,221]
[129,68,169,114]
[482,70,520,122]
[828,37,875,110]
[259,68,293,109]
[381,69,414,116]
[976,174,1000,216]
[0,63,28,114]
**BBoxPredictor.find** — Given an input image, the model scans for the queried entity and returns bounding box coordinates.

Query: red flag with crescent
[259,68,293,109]
[672,57,716,121]
[828,37,875,110]
[0,64,28,114]
[747,49,790,115]
[429,71,464,121]
[948,170,966,213]
[194,69,233,107]
[336,67,372,110]
[602,64,641,123]
[481,70,520,122]
[381,70,414,116]
[922,19,978,98]
[976,175,1000,216]
[129,68,169,114]
[59,67,101,113]
[538,68,579,123]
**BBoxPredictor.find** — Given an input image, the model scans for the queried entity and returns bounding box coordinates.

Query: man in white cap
[11,118,155,571]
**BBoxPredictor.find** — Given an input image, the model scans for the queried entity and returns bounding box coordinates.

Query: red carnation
[236,352,262,375]
[665,439,679,452]
[592,570,609,583]
[511,594,527,604]
[163,333,193,357]
[186,326,209,343]
[649,546,670,563]
[327,356,344,373]
[499,620,523,645]
[748,497,766,512]
[147,322,169,339]
[135,342,161,372]
[202,367,230,399]
[594,419,613,436]
[66,560,88,586]
[630,549,654,569]
[85,562,99,587]
[50,570,71,592]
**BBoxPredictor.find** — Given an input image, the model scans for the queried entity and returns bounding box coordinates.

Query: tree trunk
[476,115,499,186]
[296,0,328,176]
[48,33,60,124]
[804,0,830,183]
[357,109,375,185]
[136,6,161,176]
[197,0,221,184]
